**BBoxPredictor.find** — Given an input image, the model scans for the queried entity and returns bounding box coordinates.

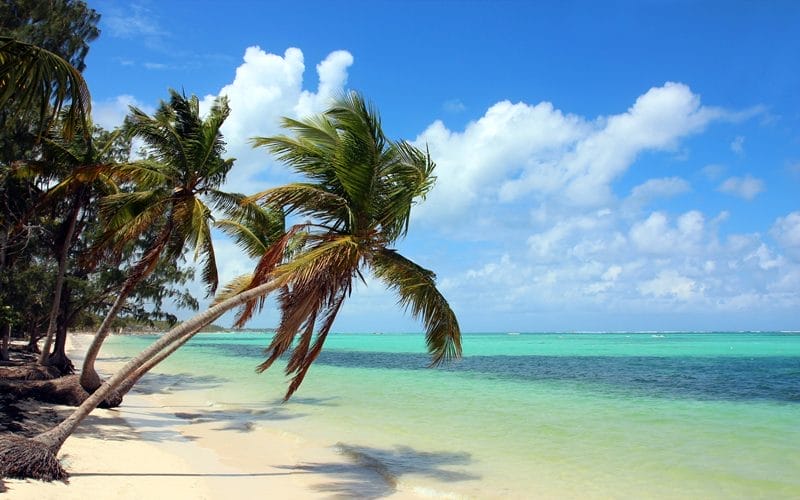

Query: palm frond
[212,274,255,306]
[248,183,350,225]
[232,224,309,327]
[371,249,461,365]
[0,36,91,138]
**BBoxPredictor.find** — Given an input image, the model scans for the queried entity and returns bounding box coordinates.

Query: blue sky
[84,0,799,332]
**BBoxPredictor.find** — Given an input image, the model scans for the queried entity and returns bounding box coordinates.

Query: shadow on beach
[281,443,479,499]
[130,372,230,395]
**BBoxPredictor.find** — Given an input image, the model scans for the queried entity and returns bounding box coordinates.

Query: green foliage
[238,91,461,399]
[96,89,236,296]
[0,0,100,71]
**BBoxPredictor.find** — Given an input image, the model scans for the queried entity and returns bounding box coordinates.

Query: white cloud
[718,175,764,200]
[771,211,800,260]
[629,211,707,255]
[626,177,691,206]
[92,94,152,130]
[442,99,466,113]
[638,270,703,301]
[143,62,168,70]
[200,46,354,195]
[731,135,745,155]
[700,163,726,181]
[415,82,723,222]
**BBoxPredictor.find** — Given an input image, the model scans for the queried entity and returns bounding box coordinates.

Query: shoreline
[3,333,413,499]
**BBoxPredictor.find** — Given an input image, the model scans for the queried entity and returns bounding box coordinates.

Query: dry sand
[3,334,416,499]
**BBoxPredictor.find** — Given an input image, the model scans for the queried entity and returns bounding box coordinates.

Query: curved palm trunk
[116,324,207,396]
[38,200,80,365]
[79,223,172,392]
[34,281,274,452]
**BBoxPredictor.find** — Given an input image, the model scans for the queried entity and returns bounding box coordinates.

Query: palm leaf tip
[371,249,462,366]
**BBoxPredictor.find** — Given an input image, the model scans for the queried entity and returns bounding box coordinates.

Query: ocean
[107,331,800,498]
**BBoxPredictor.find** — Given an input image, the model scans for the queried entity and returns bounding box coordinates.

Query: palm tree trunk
[78,277,136,391]
[38,200,80,365]
[79,222,173,392]
[34,281,274,452]
[116,323,209,396]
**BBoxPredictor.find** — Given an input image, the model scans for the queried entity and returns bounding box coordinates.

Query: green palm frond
[111,160,169,188]
[242,91,459,399]
[248,183,350,227]
[192,198,219,294]
[0,36,91,138]
[371,249,461,365]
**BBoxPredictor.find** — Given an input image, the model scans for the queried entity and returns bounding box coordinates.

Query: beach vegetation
[0,3,460,479]
[78,90,237,398]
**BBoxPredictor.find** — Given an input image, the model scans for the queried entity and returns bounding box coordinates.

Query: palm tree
[115,200,286,396]
[79,90,236,395]
[27,126,122,370]
[0,91,460,481]
[0,36,90,139]
[239,90,461,399]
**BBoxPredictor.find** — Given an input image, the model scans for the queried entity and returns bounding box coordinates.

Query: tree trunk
[49,328,71,373]
[116,324,203,396]
[0,323,9,362]
[79,221,173,392]
[26,324,41,353]
[34,281,274,453]
[38,200,80,365]
[77,278,135,391]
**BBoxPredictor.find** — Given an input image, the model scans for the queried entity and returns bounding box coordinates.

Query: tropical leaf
[0,36,90,138]
[371,249,461,365]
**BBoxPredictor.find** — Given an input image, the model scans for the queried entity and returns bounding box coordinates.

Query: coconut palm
[238,90,461,399]
[0,36,90,139]
[79,90,236,395]
[0,91,460,481]
[26,126,122,370]
[114,200,286,396]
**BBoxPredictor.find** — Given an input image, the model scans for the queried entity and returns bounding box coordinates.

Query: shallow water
[107,332,800,498]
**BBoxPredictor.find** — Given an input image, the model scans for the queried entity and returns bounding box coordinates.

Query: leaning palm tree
[0,36,90,139]
[239,90,461,399]
[79,90,236,395]
[0,91,460,481]
[114,200,286,397]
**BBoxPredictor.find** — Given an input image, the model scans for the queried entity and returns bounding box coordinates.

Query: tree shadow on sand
[280,443,479,499]
[129,372,230,395]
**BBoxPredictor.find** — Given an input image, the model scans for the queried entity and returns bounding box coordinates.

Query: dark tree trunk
[25,326,41,353]
[0,323,9,362]
[45,284,73,374]
[38,197,80,365]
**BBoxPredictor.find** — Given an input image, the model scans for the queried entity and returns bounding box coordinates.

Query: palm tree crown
[79,89,237,394]
[246,91,461,399]
[100,89,236,293]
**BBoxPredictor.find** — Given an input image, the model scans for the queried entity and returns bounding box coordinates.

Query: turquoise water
[107,332,800,498]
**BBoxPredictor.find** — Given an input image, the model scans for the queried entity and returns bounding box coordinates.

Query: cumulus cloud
[199,46,354,195]
[629,211,708,255]
[626,177,691,206]
[638,270,703,301]
[771,211,800,260]
[718,175,764,200]
[415,82,722,222]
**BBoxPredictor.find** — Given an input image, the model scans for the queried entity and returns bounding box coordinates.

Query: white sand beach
[3,334,416,499]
